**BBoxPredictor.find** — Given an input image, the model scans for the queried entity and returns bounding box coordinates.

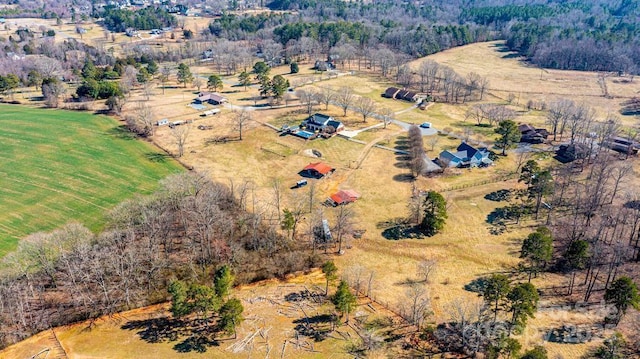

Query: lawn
[0,105,183,255]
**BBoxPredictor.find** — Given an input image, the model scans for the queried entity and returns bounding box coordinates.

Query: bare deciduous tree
[171,124,190,157]
[397,65,414,87]
[546,99,575,141]
[427,135,440,151]
[233,109,251,140]
[354,96,377,123]
[379,107,394,129]
[192,76,203,92]
[333,204,355,253]
[418,60,440,94]
[296,89,316,115]
[335,87,355,116]
[134,102,155,136]
[416,259,437,283]
[120,65,138,96]
[160,65,172,95]
[42,81,66,108]
[315,86,335,110]
[401,282,432,330]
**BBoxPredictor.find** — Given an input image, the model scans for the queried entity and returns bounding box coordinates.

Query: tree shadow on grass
[121,317,185,343]
[464,277,489,294]
[107,125,136,140]
[392,173,415,183]
[173,331,219,353]
[484,189,512,202]
[293,314,336,342]
[146,152,170,163]
[122,317,219,353]
[377,218,424,240]
[486,206,522,235]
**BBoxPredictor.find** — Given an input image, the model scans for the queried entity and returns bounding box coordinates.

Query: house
[518,124,550,144]
[396,89,419,102]
[402,91,419,102]
[329,189,360,206]
[195,92,227,105]
[438,142,493,168]
[301,162,335,178]
[314,60,334,71]
[301,113,344,133]
[556,143,590,162]
[384,87,400,98]
[383,87,420,102]
[601,136,639,155]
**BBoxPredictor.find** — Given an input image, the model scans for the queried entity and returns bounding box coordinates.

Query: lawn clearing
[0,105,182,255]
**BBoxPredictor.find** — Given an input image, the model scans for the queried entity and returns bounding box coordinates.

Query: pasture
[0,105,182,255]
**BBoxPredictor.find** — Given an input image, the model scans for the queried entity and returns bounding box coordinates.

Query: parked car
[294,179,308,188]
[420,122,431,128]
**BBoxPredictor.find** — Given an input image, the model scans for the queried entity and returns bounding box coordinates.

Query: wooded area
[0,173,321,348]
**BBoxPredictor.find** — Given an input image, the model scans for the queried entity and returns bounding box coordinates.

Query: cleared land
[0,105,182,255]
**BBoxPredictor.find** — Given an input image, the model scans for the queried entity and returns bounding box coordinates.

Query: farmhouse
[328,189,360,206]
[519,124,550,144]
[301,113,344,133]
[195,92,227,105]
[300,162,335,178]
[438,142,492,168]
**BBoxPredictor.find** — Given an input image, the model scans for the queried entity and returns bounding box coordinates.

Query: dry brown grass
[411,41,640,127]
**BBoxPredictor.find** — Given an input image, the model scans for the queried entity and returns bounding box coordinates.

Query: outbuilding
[300,162,335,178]
[329,189,360,206]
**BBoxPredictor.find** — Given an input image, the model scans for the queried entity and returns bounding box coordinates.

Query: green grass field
[0,105,183,256]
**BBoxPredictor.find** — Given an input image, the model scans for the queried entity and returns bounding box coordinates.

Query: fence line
[442,173,517,192]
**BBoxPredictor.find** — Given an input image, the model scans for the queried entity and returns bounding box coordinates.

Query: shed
[329,189,360,206]
[301,162,334,178]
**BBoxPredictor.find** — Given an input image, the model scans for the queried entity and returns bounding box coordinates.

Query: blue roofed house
[439,142,493,168]
[301,113,344,134]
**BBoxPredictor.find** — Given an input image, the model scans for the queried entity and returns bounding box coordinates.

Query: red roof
[330,189,360,205]
[303,162,334,175]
